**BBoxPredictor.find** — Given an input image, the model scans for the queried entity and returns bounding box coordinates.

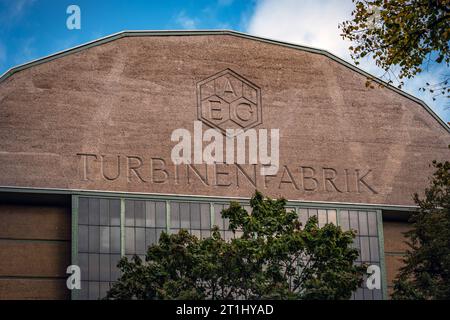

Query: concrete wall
[0,32,449,206]
[0,204,71,299]
[383,219,411,298]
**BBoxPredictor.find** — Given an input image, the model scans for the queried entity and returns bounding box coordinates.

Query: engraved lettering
[187,164,209,186]
[77,153,97,181]
[345,168,351,192]
[323,167,343,193]
[127,156,146,183]
[300,166,318,192]
[209,98,224,120]
[235,102,252,121]
[214,163,231,187]
[197,69,262,136]
[279,165,299,190]
[100,154,120,181]
[264,172,277,189]
[356,169,378,194]
[235,164,257,188]
[223,77,235,94]
[151,158,168,184]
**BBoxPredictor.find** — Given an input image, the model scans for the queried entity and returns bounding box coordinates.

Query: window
[75,196,384,300]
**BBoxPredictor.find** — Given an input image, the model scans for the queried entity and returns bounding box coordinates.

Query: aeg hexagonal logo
[196,69,262,136]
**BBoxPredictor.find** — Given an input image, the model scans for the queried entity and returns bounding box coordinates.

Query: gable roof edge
[0,29,448,133]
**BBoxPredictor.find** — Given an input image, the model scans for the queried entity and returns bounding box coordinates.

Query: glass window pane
[88,198,100,225]
[298,208,308,229]
[349,211,359,233]
[354,288,364,300]
[363,288,373,300]
[88,282,100,300]
[135,228,146,255]
[125,200,134,227]
[99,226,110,253]
[360,237,370,261]
[145,201,156,228]
[190,203,201,229]
[373,289,382,300]
[146,228,156,247]
[179,203,190,229]
[99,282,110,299]
[78,225,88,252]
[214,204,224,229]
[88,226,99,252]
[368,212,378,236]
[318,209,327,227]
[170,202,180,229]
[110,226,120,254]
[88,253,99,281]
[78,253,89,279]
[225,231,234,242]
[308,208,318,219]
[369,237,379,261]
[134,201,145,227]
[201,230,210,239]
[99,254,110,281]
[110,199,121,226]
[191,229,201,239]
[156,229,164,243]
[125,227,135,254]
[352,237,361,254]
[200,203,211,230]
[155,202,166,228]
[110,254,121,281]
[358,211,369,235]
[78,197,89,225]
[286,207,296,215]
[327,209,337,225]
[99,199,109,226]
[79,281,89,300]
[339,210,350,231]
[223,216,230,231]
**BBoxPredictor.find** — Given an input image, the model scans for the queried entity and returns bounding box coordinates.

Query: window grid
[77,197,384,300]
[77,197,121,300]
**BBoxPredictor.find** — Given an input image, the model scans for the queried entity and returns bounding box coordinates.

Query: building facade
[0,30,449,300]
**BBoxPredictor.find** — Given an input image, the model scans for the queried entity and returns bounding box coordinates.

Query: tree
[392,155,450,299]
[340,0,449,100]
[106,191,365,300]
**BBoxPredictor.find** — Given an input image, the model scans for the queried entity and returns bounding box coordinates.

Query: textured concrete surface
[383,220,411,297]
[0,33,449,206]
[0,204,70,299]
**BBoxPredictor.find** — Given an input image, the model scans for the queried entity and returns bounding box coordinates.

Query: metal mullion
[71,195,79,300]
[376,209,388,300]
[120,198,125,257]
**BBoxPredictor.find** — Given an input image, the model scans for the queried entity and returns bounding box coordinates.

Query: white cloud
[10,0,35,17]
[248,0,354,59]
[247,0,449,123]
[0,0,35,25]
[175,11,198,29]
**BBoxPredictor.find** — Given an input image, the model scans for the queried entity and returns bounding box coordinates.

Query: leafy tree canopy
[392,154,450,299]
[106,191,365,300]
[340,0,449,99]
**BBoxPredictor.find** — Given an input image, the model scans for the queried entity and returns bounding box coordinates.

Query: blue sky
[0,0,448,123]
